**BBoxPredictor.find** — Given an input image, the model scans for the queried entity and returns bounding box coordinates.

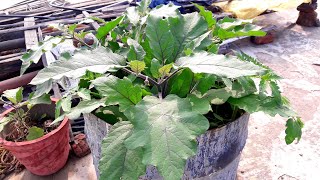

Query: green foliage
[175,52,265,78]
[92,76,142,112]
[61,96,72,112]
[124,95,209,180]
[188,94,211,114]
[127,38,146,61]
[96,16,124,44]
[2,87,23,105]
[95,106,128,125]
[53,98,106,124]
[23,1,304,179]
[215,17,266,40]
[168,68,193,98]
[30,47,126,85]
[0,88,54,142]
[285,118,303,144]
[129,60,146,74]
[20,36,63,75]
[194,4,216,27]
[77,88,91,100]
[0,117,11,132]
[26,126,44,141]
[99,121,145,180]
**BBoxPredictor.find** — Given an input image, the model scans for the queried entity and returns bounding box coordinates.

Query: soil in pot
[206,103,245,129]
[2,116,59,142]
[0,103,70,176]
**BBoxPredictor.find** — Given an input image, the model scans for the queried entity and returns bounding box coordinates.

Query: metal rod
[0,71,39,94]
[49,1,101,13]
[0,13,122,35]
[0,14,55,19]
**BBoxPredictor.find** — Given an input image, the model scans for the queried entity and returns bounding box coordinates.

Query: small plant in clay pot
[21,0,303,179]
[0,88,57,142]
[0,87,70,176]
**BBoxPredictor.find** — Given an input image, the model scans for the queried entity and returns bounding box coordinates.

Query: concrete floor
[236,9,320,180]
[4,7,320,180]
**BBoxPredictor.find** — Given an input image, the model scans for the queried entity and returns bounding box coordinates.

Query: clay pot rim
[207,113,249,133]
[0,98,69,146]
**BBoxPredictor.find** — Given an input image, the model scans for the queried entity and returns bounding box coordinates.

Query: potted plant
[0,87,70,176]
[22,1,303,179]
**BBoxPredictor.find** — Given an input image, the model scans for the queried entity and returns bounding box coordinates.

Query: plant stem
[231,106,238,121]
[122,68,160,88]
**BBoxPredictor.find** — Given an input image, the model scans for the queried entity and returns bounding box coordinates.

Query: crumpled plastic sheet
[213,0,311,19]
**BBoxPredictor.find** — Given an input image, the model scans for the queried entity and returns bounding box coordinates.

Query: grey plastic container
[84,113,249,180]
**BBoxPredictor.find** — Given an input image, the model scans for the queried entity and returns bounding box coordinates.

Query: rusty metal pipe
[0,38,25,52]
[0,71,38,93]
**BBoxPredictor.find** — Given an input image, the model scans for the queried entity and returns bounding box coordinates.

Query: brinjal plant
[21,0,303,179]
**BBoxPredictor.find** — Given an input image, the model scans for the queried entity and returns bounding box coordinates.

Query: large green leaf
[99,121,145,180]
[175,52,265,78]
[52,99,106,124]
[168,68,193,98]
[203,88,231,105]
[96,16,124,44]
[188,94,211,114]
[194,4,216,27]
[94,106,128,125]
[285,118,303,144]
[230,77,257,98]
[196,74,217,95]
[124,95,209,180]
[228,94,296,117]
[137,0,151,14]
[126,7,140,25]
[169,12,209,61]
[150,58,161,78]
[31,80,53,99]
[146,15,174,65]
[127,38,146,61]
[2,87,23,105]
[28,93,51,107]
[149,3,179,18]
[21,36,63,75]
[92,76,142,112]
[30,47,125,85]
[215,17,266,40]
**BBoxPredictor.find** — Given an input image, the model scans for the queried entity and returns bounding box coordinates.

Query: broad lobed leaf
[175,52,265,78]
[92,75,142,112]
[124,95,209,180]
[99,121,145,180]
[21,36,63,75]
[53,98,106,124]
[30,47,126,85]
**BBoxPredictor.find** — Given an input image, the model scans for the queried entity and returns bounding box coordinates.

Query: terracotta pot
[0,103,70,176]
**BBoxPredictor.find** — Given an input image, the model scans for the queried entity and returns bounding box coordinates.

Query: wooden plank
[82,11,100,30]
[24,17,38,49]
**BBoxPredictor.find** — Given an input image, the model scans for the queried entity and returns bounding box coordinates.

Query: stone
[296,1,320,27]
[296,11,320,27]
[251,30,276,45]
[71,133,91,158]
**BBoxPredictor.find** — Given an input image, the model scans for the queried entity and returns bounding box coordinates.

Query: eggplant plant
[22,1,303,179]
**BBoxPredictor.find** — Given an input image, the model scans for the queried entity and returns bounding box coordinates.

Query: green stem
[231,106,238,121]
